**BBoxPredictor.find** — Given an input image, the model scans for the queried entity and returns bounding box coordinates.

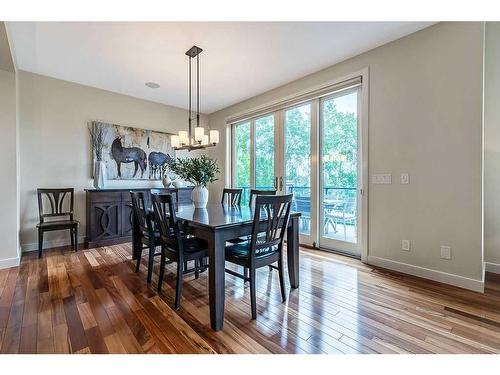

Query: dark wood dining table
[132,203,301,331]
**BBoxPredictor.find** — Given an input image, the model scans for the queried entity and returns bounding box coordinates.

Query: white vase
[93,161,106,189]
[192,185,209,208]
[162,175,172,187]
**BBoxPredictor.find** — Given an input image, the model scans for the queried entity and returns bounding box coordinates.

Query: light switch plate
[440,246,452,260]
[402,240,410,251]
[372,174,392,184]
[401,173,409,184]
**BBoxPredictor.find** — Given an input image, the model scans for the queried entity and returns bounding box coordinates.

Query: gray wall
[18,71,206,250]
[207,22,484,288]
[0,68,19,266]
[485,22,500,270]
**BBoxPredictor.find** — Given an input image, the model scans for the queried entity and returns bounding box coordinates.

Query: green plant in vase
[170,155,220,208]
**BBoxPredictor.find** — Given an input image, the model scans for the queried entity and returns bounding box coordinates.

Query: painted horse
[111,137,147,178]
[148,152,174,179]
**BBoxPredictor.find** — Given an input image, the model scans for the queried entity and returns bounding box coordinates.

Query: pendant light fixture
[171,45,219,151]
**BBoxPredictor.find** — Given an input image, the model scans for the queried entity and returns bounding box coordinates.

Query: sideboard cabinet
[85,187,193,248]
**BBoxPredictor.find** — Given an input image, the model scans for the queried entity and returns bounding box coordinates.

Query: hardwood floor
[1,243,500,354]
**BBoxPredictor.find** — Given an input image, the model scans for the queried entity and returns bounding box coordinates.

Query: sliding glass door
[231,80,364,257]
[319,87,361,256]
[283,103,314,242]
[233,121,251,204]
[232,115,277,205]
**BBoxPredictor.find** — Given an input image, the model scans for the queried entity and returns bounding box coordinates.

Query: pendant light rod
[188,48,192,143]
[197,52,200,127]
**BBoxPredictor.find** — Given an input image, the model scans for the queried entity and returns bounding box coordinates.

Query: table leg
[287,216,300,288]
[208,231,225,331]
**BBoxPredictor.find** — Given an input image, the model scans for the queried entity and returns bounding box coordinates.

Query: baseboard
[485,262,500,274]
[367,255,484,293]
[21,236,87,253]
[0,256,20,270]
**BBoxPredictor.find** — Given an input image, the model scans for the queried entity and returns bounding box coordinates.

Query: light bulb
[178,131,188,145]
[209,130,219,145]
[171,135,180,148]
[194,127,205,143]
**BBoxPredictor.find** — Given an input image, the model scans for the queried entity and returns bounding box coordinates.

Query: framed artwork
[92,121,176,180]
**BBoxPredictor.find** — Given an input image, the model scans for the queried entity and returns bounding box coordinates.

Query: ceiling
[7,22,433,113]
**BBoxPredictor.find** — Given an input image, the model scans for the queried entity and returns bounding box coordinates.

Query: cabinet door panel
[121,203,134,237]
[89,203,121,241]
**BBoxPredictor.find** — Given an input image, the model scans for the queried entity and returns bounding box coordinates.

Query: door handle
[279,176,283,192]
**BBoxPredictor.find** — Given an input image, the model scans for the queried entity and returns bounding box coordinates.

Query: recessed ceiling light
[145,82,160,89]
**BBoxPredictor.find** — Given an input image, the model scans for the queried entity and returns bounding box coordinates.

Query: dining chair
[221,188,242,205]
[249,189,276,206]
[228,189,279,278]
[152,193,209,309]
[224,194,293,319]
[130,191,161,283]
[37,188,79,258]
[151,188,179,206]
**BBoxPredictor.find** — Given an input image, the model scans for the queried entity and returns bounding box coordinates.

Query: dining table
[131,202,301,331]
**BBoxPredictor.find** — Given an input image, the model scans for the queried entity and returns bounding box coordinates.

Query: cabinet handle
[274,176,278,190]
[279,176,283,191]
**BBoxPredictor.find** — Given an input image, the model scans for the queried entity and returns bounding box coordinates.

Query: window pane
[234,122,250,203]
[285,104,311,235]
[254,115,275,190]
[322,91,358,243]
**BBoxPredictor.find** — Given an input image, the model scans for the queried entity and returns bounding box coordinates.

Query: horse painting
[148,151,174,179]
[111,137,147,178]
[92,121,175,180]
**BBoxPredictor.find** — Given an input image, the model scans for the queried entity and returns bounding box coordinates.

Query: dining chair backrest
[37,188,75,223]
[151,193,181,249]
[151,188,179,207]
[221,188,242,205]
[249,189,276,207]
[250,194,293,259]
[130,191,154,238]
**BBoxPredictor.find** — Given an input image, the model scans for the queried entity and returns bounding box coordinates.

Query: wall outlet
[372,174,392,184]
[402,240,410,251]
[401,173,409,184]
[440,246,452,260]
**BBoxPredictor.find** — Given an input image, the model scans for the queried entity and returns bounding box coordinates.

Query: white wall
[208,22,484,290]
[484,22,500,273]
[0,68,19,267]
[18,71,206,251]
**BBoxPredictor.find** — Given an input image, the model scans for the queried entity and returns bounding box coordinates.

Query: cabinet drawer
[88,191,121,203]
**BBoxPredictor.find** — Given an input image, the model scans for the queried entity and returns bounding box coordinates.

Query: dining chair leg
[147,242,155,283]
[278,256,287,302]
[194,259,200,279]
[157,246,166,293]
[74,226,78,252]
[38,230,43,259]
[70,228,75,249]
[135,247,142,272]
[174,258,184,310]
[249,267,257,320]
